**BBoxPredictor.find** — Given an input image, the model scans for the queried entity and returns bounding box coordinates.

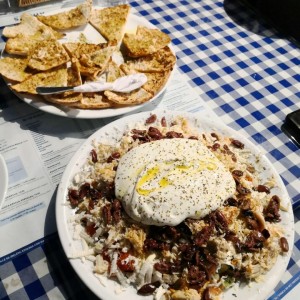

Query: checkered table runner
[0,0,300,299]
[130,0,300,207]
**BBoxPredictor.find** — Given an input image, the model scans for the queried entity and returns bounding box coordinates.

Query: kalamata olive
[138,281,160,294]
[231,139,244,149]
[145,114,157,124]
[256,184,270,194]
[90,149,98,163]
[279,237,289,252]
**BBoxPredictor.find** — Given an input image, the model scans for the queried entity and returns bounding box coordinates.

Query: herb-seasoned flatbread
[3,13,64,56]
[3,13,64,39]
[0,2,173,111]
[28,40,70,71]
[11,66,68,94]
[89,4,130,43]
[122,26,171,57]
[142,70,171,95]
[5,37,40,56]
[104,88,152,105]
[79,40,117,68]
[70,93,113,109]
[44,91,82,105]
[125,46,176,72]
[63,42,102,77]
[43,59,83,105]
[67,59,82,87]
[120,63,171,96]
[106,59,124,82]
[37,0,93,30]
[62,42,79,55]
[63,40,116,78]
[0,57,34,82]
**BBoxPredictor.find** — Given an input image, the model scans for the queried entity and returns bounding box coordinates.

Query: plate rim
[56,109,295,300]
[1,9,176,119]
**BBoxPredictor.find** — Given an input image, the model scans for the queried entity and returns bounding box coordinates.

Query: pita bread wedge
[122,26,171,57]
[62,42,79,55]
[11,66,68,95]
[67,59,83,87]
[63,42,106,60]
[89,4,130,43]
[5,37,40,56]
[28,40,70,71]
[106,59,124,82]
[0,57,34,82]
[104,88,152,106]
[44,59,83,105]
[70,93,113,109]
[63,42,101,77]
[79,40,117,69]
[44,92,82,106]
[37,0,92,30]
[142,70,171,95]
[120,63,171,96]
[125,46,176,72]
[63,41,116,78]
[3,13,64,39]
[77,65,102,79]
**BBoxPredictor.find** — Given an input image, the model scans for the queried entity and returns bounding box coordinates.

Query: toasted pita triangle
[89,4,130,43]
[70,93,113,109]
[43,59,83,104]
[67,59,83,87]
[11,65,68,95]
[28,40,70,71]
[3,13,64,39]
[62,42,79,55]
[0,57,34,82]
[63,41,116,78]
[141,70,171,95]
[44,91,82,105]
[104,88,152,105]
[63,42,102,77]
[125,46,176,72]
[37,0,93,30]
[123,26,171,57]
[106,59,124,82]
[79,40,117,69]
[120,63,171,96]
[5,37,39,56]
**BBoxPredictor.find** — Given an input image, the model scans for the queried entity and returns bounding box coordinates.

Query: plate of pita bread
[0,0,176,119]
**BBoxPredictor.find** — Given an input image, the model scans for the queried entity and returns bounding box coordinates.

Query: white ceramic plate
[0,154,8,209]
[2,8,175,119]
[56,110,294,300]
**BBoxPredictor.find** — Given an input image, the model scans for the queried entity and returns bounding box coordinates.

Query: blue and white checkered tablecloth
[0,0,300,299]
[132,0,300,207]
